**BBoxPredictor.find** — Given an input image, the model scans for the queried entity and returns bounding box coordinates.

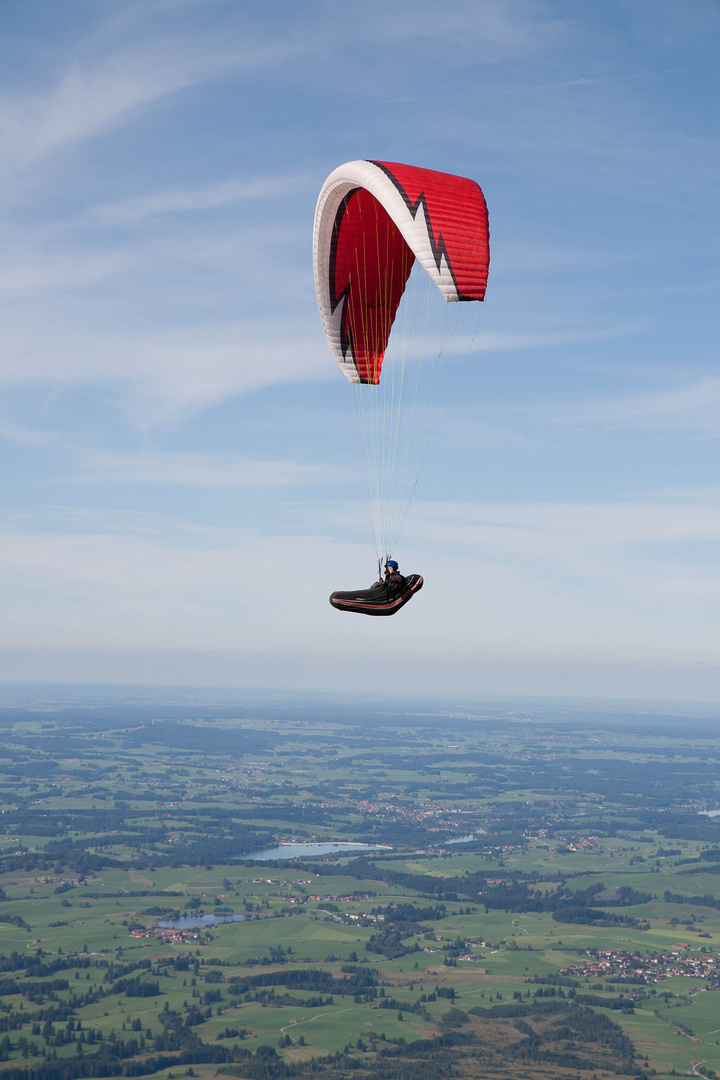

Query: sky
[1,0,719,701]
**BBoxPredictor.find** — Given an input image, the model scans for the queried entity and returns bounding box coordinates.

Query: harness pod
[329,574,424,617]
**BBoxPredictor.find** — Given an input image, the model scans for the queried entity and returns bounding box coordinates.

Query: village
[562,948,719,986]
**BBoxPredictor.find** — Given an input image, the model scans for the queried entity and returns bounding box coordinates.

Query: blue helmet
[385,560,399,570]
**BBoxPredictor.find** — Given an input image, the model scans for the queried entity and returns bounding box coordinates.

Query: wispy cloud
[1,213,305,298]
[0,321,331,424]
[469,377,720,435]
[471,324,642,353]
[535,375,720,434]
[390,322,644,360]
[76,450,345,487]
[358,0,558,60]
[587,377,720,432]
[409,489,720,557]
[0,420,55,446]
[0,35,296,185]
[0,246,132,293]
[534,74,641,91]
[0,524,348,651]
[103,330,333,425]
[490,240,633,275]
[86,175,307,223]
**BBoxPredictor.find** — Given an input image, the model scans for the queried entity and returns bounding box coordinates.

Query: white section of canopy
[313,159,458,384]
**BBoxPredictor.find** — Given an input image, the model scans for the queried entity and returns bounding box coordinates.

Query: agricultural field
[0,690,719,1080]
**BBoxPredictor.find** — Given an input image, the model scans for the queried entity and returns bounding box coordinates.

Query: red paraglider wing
[330,188,414,385]
[370,161,489,301]
[314,159,489,384]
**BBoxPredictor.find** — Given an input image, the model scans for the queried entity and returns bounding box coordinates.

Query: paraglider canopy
[315,158,489,568]
[313,159,489,384]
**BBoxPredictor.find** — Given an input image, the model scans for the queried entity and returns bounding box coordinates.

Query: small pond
[236,841,390,861]
[157,913,249,929]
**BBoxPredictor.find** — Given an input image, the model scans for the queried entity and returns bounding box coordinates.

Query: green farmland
[0,692,719,1080]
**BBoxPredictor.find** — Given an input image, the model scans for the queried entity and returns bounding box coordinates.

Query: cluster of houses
[332,911,385,923]
[129,926,202,944]
[307,892,376,903]
[247,877,314,885]
[561,948,718,985]
[546,835,600,853]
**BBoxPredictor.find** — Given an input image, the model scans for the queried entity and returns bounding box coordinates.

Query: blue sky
[1,0,718,700]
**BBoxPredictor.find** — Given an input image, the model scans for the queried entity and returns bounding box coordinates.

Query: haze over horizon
[2,1,718,700]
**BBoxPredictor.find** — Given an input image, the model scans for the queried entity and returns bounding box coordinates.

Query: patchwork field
[0,692,719,1079]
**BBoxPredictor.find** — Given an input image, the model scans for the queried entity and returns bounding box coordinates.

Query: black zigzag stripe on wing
[367,160,467,300]
[328,188,360,374]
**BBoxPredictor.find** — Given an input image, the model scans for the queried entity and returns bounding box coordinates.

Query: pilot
[384,560,407,596]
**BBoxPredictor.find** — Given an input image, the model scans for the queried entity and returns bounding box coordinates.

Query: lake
[236,841,389,861]
[157,913,249,929]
